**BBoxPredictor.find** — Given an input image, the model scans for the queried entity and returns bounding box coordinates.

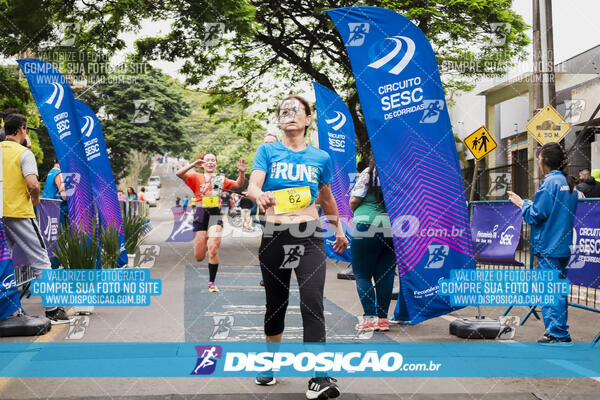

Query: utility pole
[469,160,479,202]
[532,0,543,112]
[530,0,556,192]
[531,0,542,194]
[544,0,556,107]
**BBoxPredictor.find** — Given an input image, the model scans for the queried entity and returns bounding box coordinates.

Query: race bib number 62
[273,186,311,214]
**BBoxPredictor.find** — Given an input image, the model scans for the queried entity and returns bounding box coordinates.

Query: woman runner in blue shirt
[508,142,578,344]
[247,95,348,399]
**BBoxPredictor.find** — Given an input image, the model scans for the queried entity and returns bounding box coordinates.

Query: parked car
[148,175,161,188]
[146,185,160,200]
[145,191,157,207]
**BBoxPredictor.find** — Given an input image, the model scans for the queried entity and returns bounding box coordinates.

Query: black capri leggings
[259,220,326,343]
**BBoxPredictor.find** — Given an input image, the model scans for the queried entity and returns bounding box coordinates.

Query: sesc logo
[346,22,370,46]
[325,111,346,131]
[326,111,347,152]
[45,82,65,110]
[568,228,585,269]
[2,273,16,291]
[43,215,59,242]
[499,226,515,246]
[368,36,415,75]
[81,115,94,138]
[191,345,223,375]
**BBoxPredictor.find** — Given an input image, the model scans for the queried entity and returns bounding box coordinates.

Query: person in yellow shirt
[1,114,70,324]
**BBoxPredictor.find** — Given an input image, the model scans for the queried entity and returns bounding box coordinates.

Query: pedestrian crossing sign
[463,126,497,161]
[526,104,571,146]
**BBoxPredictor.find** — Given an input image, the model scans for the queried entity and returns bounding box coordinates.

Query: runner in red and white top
[176,152,246,292]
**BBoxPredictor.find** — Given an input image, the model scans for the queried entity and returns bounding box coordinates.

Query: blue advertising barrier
[469,200,600,344]
[470,202,524,266]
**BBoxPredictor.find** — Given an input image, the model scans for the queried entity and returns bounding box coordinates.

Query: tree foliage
[0,0,529,161]
[182,89,265,178]
[135,0,529,158]
[78,66,192,180]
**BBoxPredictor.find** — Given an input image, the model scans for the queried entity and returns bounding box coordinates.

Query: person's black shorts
[193,207,223,232]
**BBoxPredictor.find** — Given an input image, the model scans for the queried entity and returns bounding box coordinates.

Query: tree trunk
[347,91,370,170]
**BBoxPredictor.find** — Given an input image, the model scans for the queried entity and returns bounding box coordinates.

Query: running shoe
[208,282,219,292]
[376,318,390,331]
[537,333,572,344]
[355,316,377,331]
[306,377,340,399]
[255,375,276,386]
[45,307,72,325]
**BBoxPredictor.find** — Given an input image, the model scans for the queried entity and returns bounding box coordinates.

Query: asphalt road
[2,160,600,399]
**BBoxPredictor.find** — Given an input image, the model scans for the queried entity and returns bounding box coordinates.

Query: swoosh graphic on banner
[368,35,415,75]
[45,82,64,109]
[81,115,94,137]
[325,111,346,131]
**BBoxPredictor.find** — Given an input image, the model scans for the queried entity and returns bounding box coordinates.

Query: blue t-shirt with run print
[252,142,332,205]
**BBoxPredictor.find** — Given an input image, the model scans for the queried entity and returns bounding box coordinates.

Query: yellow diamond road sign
[463,126,497,161]
[526,104,571,145]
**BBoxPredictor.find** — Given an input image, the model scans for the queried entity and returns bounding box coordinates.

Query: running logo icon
[62,173,81,197]
[131,100,155,124]
[420,100,444,124]
[210,316,234,340]
[65,316,89,340]
[59,22,80,46]
[325,111,346,131]
[368,36,415,75]
[191,345,222,375]
[137,245,161,269]
[202,22,225,47]
[281,245,305,269]
[489,22,511,46]
[424,245,449,269]
[346,23,370,46]
[487,173,511,197]
[45,82,65,109]
[564,99,585,124]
